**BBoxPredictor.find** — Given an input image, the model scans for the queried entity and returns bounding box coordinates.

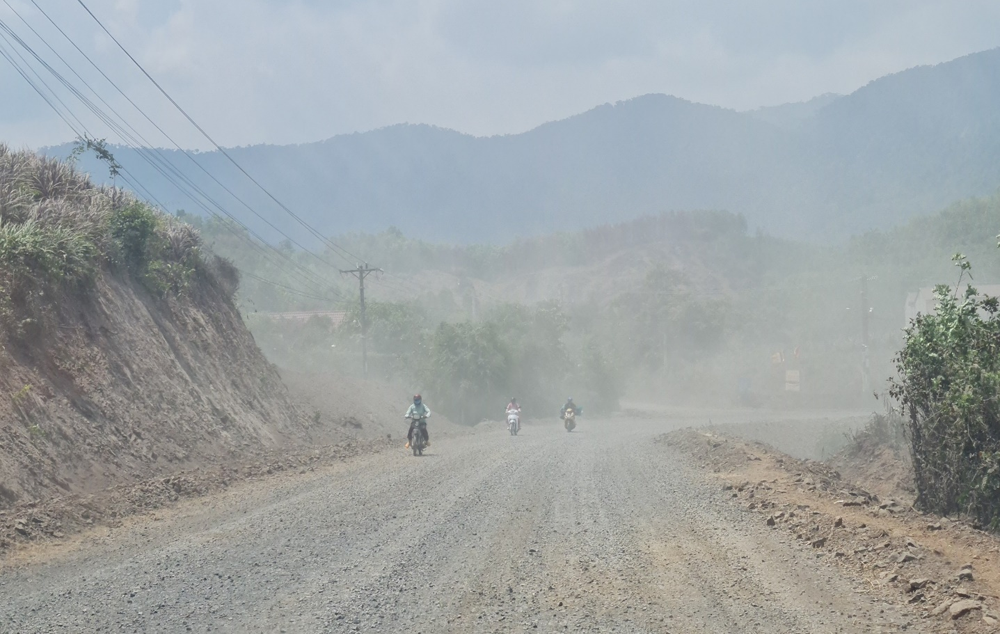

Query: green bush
[891,257,1000,529]
[0,149,217,340]
[107,202,203,297]
[0,218,97,335]
[109,201,158,272]
[427,320,510,423]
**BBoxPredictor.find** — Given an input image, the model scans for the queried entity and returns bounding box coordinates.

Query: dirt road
[1,415,923,633]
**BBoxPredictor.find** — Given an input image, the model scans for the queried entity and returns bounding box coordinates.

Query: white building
[905,284,1000,325]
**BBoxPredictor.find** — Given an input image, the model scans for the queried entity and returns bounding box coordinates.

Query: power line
[6,2,390,306]
[241,271,340,302]
[25,0,347,286]
[25,0,368,297]
[75,0,367,267]
[0,7,342,301]
[0,15,342,304]
[0,25,159,205]
[4,1,339,296]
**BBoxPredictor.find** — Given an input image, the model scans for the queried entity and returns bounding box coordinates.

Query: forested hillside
[54,49,1000,244]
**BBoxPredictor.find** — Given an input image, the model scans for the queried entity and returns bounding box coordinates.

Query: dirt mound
[830,444,915,503]
[703,414,869,461]
[828,413,915,503]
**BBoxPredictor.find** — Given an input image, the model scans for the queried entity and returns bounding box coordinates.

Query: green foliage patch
[0,147,219,340]
[891,256,1000,530]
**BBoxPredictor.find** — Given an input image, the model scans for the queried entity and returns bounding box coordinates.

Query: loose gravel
[1,416,924,633]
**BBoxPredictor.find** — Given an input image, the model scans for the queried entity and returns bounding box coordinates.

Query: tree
[427,321,510,423]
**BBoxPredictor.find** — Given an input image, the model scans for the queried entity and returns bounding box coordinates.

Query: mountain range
[55,48,1000,245]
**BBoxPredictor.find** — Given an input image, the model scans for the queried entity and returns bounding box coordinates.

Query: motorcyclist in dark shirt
[560,397,581,418]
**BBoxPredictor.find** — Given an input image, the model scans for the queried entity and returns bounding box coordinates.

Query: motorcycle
[507,411,520,436]
[563,407,577,432]
[407,416,428,456]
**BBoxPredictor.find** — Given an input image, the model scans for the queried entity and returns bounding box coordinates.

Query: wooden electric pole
[340,263,382,379]
[860,275,874,395]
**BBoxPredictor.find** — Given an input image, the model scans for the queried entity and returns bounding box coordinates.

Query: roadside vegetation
[892,256,1000,530]
[0,146,235,340]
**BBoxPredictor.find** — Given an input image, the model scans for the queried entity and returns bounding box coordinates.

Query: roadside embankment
[663,428,1000,632]
[0,150,462,554]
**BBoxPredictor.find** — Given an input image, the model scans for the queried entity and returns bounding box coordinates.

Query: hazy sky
[1,0,999,149]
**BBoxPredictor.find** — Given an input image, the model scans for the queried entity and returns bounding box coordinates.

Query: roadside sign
[785,370,800,392]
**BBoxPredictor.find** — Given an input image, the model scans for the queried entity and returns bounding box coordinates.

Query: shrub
[0,149,217,339]
[0,218,97,336]
[845,409,908,454]
[576,339,621,415]
[891,257,1000,529]
[109,201,158,272]
[106,202,204,297]
[205,255,240,298]
[0,218,96,284]
[427,321,510,423]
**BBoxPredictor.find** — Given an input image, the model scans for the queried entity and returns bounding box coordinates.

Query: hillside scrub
[0,146,235,338]
[191,210,754,312]
[891,258,1000,530]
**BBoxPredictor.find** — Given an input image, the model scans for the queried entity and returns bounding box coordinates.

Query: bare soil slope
[0,150,326,508]
[0,267,314,506]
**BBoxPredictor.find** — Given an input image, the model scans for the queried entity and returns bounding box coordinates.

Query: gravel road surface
[1,416,923,633]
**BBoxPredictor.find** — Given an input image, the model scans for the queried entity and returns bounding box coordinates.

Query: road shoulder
[662,428,1000,633]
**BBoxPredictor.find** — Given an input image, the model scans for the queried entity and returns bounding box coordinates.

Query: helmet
[511,397,517,403]
[413,394,422,404]
[567,397,574,402]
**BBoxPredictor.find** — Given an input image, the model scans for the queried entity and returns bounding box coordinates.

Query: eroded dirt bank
[2,415,931,633]
[0,266,312,507]
[0,368,463,554]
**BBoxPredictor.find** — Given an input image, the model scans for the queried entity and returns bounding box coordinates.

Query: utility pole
[860,275,873,395]
[340,263,382,379]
